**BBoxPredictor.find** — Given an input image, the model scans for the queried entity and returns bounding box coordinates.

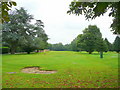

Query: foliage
[1,0,17,23]
[2,7,48,54]
[0,47,9,54]
[22,20,48,54]
[104,38,113,51]
[48,40,79,51]
[113,36,120,53]
[67,1,120,34]
[70,38,79,51]
[48,43,65,51]
[77,25,104,54]
[96,38,108,52]
[64,44,72,51]
[2,7,33,54]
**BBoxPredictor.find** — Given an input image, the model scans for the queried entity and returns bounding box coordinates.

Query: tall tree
[2,7,34,54]
[34,20,48,52]
[71,38,79,51]
[67,1,120,34]
[77,25,102,54]
[76,34,84,51]
[2,7,48,54]
[104,38,111,51]
[113,36,120,53]
[96,38,108,58]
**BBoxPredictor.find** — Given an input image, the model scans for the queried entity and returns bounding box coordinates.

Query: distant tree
[1,1,17,23]
[113,36,120,53]
[104,38,112,51]
[47,43,53,50]
[95,38,107,53]
[71,38,79,51]
[67,1,120,34]
[48,43,65,51]
[76,34,84,51]
[109,43,114,51]
[96,38,108,58]
[64,44,72,51]
[77,25,102,54]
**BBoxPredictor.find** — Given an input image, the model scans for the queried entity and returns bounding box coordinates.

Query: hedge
[0,47,9,54]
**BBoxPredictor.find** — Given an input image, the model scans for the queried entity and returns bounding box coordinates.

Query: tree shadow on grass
[15,52,45,55]
[76,51,103,55]
[3,52,44,55]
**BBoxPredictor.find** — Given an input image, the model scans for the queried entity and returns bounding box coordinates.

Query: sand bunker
[21,66,57,74]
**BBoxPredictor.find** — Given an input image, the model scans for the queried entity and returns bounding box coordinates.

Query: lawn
[2,51,119,88]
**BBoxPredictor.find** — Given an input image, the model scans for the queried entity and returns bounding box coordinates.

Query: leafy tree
[67,1,120,34]
[64,44,72,51]
[48,43,65,51]
[96,38,108,52]
[70,38,79,51]
[1,1,17,23]
[77,25,102,54]
[109,43,114,51]
[14,19,48,54]
[76,34,84,51]
[96,38,108,58]
[113,36,120,53]
[81,32,95,54]
[22,40,36,54]
[2,7,34,54]
[47,43,53,50]
[33,20,48,52]
[2,7,48,54]
[104,38,112,51]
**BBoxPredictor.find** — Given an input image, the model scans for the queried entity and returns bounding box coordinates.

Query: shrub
[0,47,9,54]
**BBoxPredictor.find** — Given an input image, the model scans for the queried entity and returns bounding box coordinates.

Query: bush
[0,47,9,54]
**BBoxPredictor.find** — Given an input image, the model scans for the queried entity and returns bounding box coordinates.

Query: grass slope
[2,51,118,88]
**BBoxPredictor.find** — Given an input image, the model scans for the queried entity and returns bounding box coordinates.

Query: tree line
[1,7,120,54]
[2,7,48,54]
[48,25,120,54]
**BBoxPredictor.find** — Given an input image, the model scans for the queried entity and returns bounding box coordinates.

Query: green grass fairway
[2,51,118,88]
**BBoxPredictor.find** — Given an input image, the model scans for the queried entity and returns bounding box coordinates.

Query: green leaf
[11,1,17,6]
[9,2,13,7]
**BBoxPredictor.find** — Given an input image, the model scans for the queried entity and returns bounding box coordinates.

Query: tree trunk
[89,52,92,54]
[100,51,103,58]
[27,51,30,54]
[10,47,15,54]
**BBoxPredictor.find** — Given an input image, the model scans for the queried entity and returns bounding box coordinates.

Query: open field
[2,51,119,88]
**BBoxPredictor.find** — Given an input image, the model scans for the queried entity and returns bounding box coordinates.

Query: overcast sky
[13,0,117,44]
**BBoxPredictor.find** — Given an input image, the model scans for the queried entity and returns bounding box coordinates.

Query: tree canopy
[104,38,113,51]
[113,36,120,53]
[2,7,48,54]
[67,1,120,34]
[76,25,108,54]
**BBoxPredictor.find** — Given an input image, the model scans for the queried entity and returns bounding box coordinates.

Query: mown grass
[2,51,119,88]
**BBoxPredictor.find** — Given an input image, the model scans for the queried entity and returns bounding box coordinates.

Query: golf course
[2,51,118,88]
